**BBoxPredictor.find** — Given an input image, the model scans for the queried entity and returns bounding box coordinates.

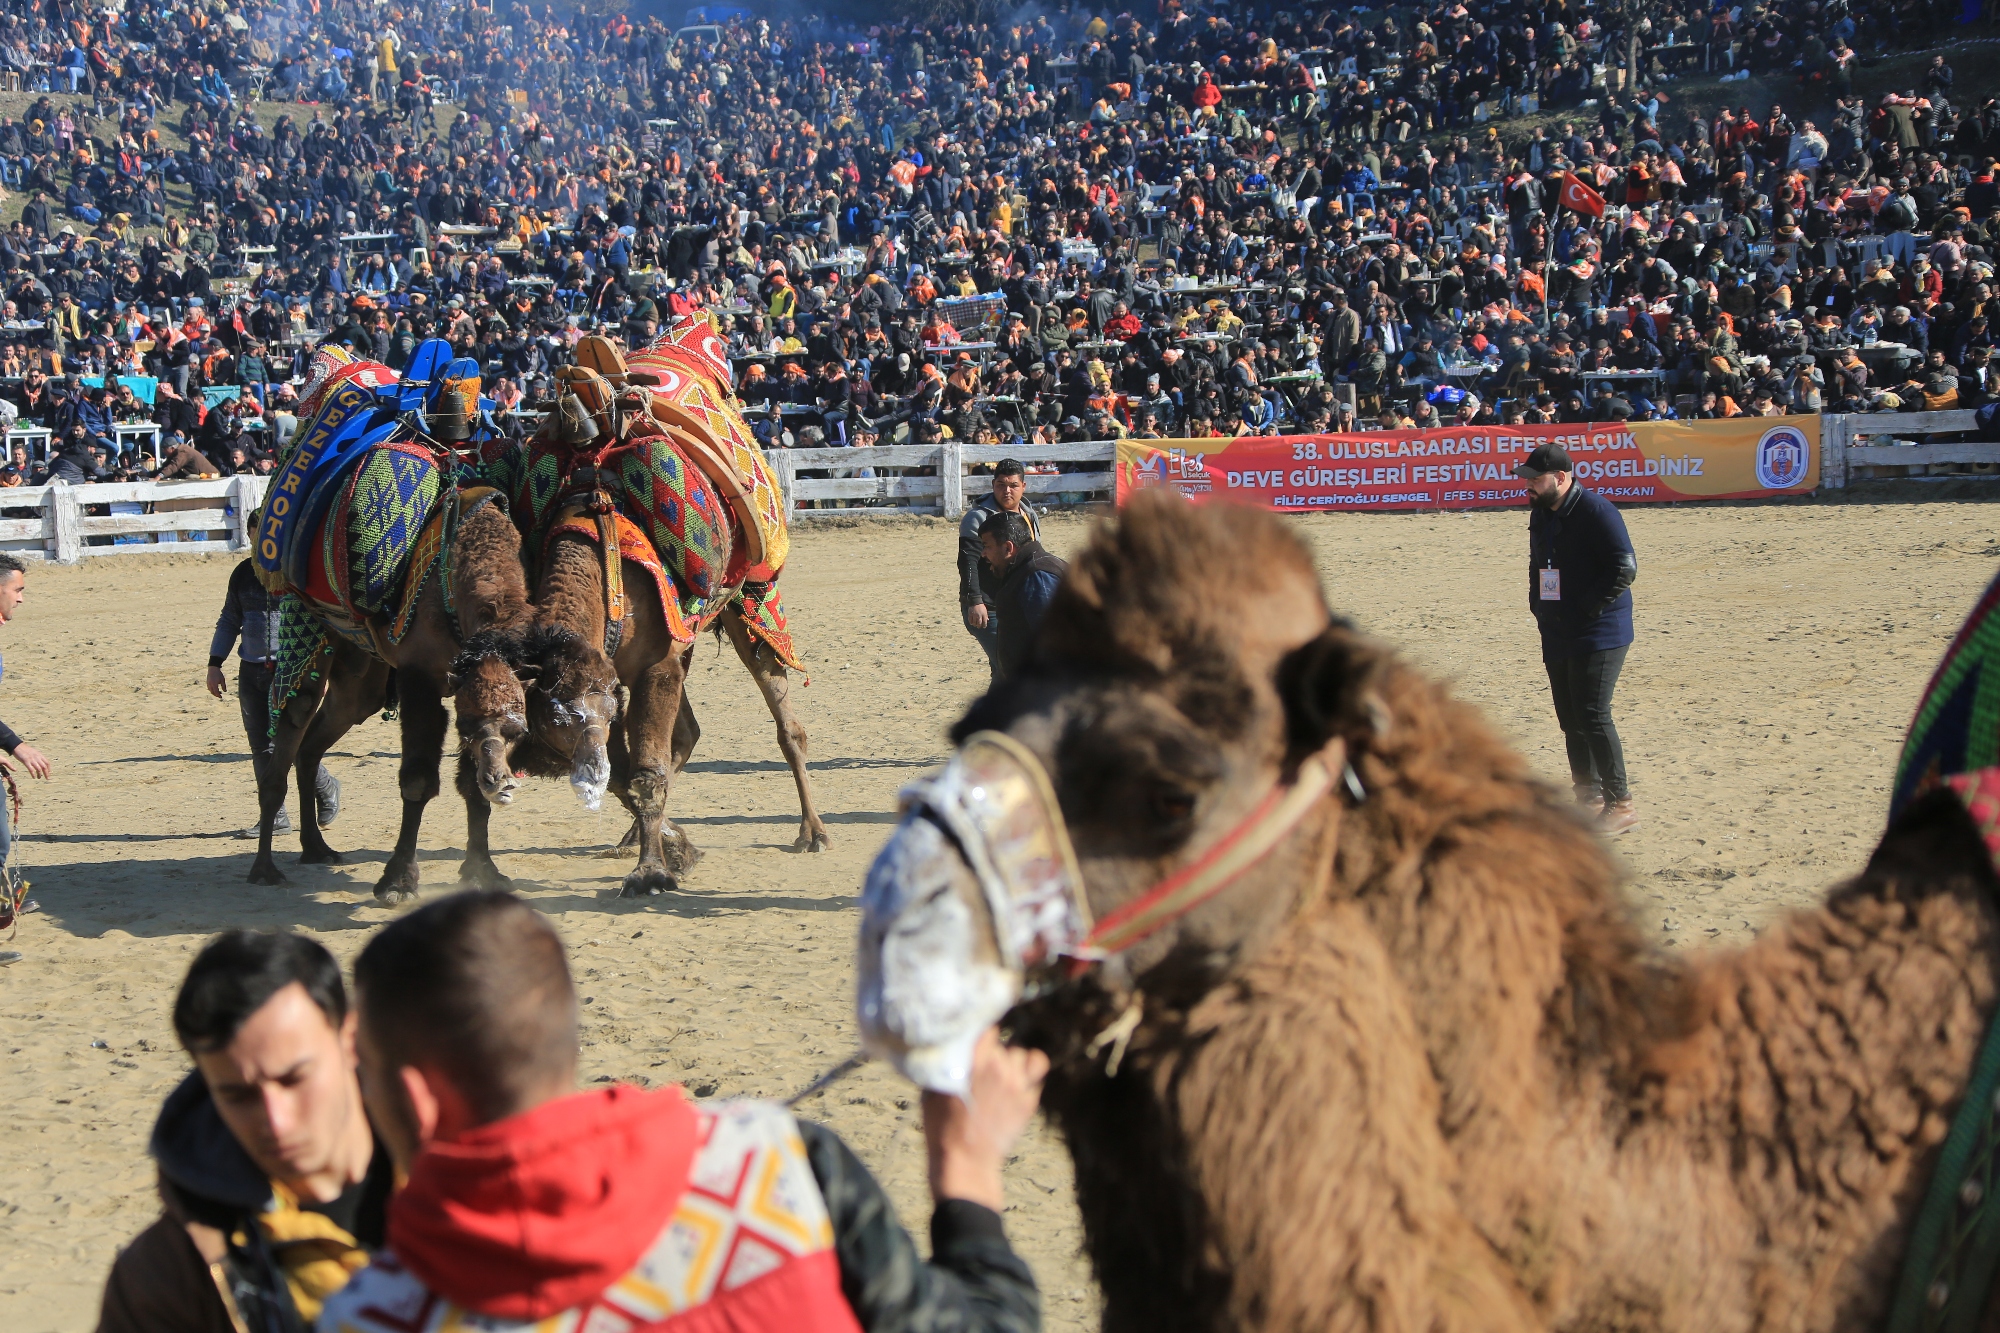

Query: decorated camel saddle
[485,319,802,670]
[250,341,498,708]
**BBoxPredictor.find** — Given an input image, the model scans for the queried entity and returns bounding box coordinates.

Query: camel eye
[1150,787,1197,826]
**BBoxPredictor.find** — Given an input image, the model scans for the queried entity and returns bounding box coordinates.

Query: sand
[1,496,1995,1331]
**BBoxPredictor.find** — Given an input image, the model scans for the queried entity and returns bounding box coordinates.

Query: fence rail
[769,441,1115,520]
[1819,411,1993,487]
[12,414,1995,564]
[0,474,268,562]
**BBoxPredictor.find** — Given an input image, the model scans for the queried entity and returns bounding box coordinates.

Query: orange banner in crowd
[1114,416,1819,511]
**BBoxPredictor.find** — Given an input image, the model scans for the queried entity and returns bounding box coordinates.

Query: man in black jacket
[958,460,1039,687]
[1517,443,1640,833]
[208,552,339,837]
[979,509,1068,682]
[97,930,392,1333]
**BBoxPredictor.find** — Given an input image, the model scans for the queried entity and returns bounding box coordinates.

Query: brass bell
[551,391,599,446]
[427,384,473,442]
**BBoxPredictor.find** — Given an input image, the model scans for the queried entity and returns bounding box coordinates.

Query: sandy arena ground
[2,496,1996,1331]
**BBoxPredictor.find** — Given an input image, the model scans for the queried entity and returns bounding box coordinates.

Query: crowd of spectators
[0,0,1991,488]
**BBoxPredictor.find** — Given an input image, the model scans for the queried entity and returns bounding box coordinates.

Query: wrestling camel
[250,489,536,900]
[487,334,828,896]
[860,491,2000,1332]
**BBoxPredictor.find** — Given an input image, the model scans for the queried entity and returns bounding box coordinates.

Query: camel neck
[537,535,608,645]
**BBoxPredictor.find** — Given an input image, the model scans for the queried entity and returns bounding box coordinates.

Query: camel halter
[904,730,1357,976]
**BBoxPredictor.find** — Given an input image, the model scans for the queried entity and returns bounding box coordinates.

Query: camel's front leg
[249,662,329,885]
[295,659,387,866]
[454,750,511,891]
[720,604,830,852]
[377,684,448,902]
[610,694,700,872]
[619,652,688,897]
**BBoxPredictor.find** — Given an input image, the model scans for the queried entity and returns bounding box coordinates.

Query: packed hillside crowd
[0,0,1993,485]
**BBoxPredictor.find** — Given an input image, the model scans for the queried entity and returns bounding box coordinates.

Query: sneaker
[236,808,293,839]
[1599,801,1640,836]
[0,950,20,965]
[316,774,342,828]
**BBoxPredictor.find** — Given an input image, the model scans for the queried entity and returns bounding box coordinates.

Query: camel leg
[619,651,688,897]
[375,684,448,902]
[616,692,702,870]
[454,754,511,891]
[721,604,830,852]
[296,659,388,865]
[248,664,330,885]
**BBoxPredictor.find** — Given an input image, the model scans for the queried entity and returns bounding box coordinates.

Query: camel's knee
[400,771,441,804]
[628,767,670,818]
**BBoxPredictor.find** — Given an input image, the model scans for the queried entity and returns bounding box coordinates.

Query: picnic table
[338,232,398,253]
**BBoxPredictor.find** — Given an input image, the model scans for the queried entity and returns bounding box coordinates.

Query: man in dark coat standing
[978,509,1067,682]
[1516,444,1640,833]
[958,460,1039,685]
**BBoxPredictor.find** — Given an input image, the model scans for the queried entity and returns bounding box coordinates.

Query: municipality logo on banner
[1755,425,1810,490]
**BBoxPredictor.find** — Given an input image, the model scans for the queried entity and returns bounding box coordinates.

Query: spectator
[978,509,1068,683]
[957,459,1038,686]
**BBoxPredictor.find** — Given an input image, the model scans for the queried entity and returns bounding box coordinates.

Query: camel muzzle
[858,731,1093,1095]
[858,731,1354,1094]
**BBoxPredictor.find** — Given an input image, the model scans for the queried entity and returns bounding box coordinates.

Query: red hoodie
[389,1084,697,1320]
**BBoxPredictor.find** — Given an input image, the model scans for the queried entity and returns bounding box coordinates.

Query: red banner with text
[1114,416,1819,511]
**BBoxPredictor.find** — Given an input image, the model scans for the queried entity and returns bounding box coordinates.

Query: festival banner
[1114,416,1819,512]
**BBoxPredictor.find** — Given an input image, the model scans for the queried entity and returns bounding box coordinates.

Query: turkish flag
[1559,171,1606,218]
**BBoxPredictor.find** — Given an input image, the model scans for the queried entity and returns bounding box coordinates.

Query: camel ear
[1276,621,1390,759]
[513,665,541,687]
[444,671,461,693]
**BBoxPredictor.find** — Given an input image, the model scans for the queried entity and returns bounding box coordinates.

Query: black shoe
[316,775,342,828]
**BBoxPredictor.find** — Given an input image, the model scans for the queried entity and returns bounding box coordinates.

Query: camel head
[859,492,1388,1093]
[446,631,533,806]
[519,622,621,810]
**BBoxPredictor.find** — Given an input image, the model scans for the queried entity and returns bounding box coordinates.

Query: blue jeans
[967,617,1002,686]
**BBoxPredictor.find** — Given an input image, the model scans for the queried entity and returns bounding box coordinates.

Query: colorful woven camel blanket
[483,427,737,630]
[268,442,455,727]
[1884,565,2000,1331]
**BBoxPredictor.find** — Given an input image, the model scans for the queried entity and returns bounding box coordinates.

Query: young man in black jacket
[957,460,1039,687]
[1516,443,1641,833]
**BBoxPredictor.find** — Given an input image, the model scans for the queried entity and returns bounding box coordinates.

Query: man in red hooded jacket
[318,890,1045,1333]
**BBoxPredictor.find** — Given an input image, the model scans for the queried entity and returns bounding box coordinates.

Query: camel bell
[427,387,472,442]
[551,392,598,446]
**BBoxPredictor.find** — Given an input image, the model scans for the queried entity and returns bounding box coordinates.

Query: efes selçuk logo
[1755,425,1810,490]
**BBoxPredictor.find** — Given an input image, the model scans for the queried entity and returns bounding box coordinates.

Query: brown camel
[249,492,536,900]
[859,491,2000,1332]
[513,526,829,897]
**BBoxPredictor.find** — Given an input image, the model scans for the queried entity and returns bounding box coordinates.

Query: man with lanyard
[97,930,391,1332]
[0,550,49,963]
[207,531,340,838]
[958,459,1039,687]
[1515,444,1640,833]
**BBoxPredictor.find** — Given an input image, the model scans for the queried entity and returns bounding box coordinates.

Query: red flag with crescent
[1559,171,1606,218]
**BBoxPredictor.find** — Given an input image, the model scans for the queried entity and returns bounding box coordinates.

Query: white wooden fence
[1818,411,1994,487]
[0,474,269,562]
[768,441,1116,519]
[13,414,1995,564]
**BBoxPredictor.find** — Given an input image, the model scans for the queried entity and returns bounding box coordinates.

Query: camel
[485,335,829,896]
[249,490,536,900]
[513,519,828,897]
[857,490,2000,1333]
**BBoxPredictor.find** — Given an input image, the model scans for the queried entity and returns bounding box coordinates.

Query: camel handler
[959,459,1039,687]
[209,529,340,838]
[321,890,1045,1333]
[96,930,392,1333]
[0,550,49,964]
[1514,443,1640,834]
[979,510,1068,683]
